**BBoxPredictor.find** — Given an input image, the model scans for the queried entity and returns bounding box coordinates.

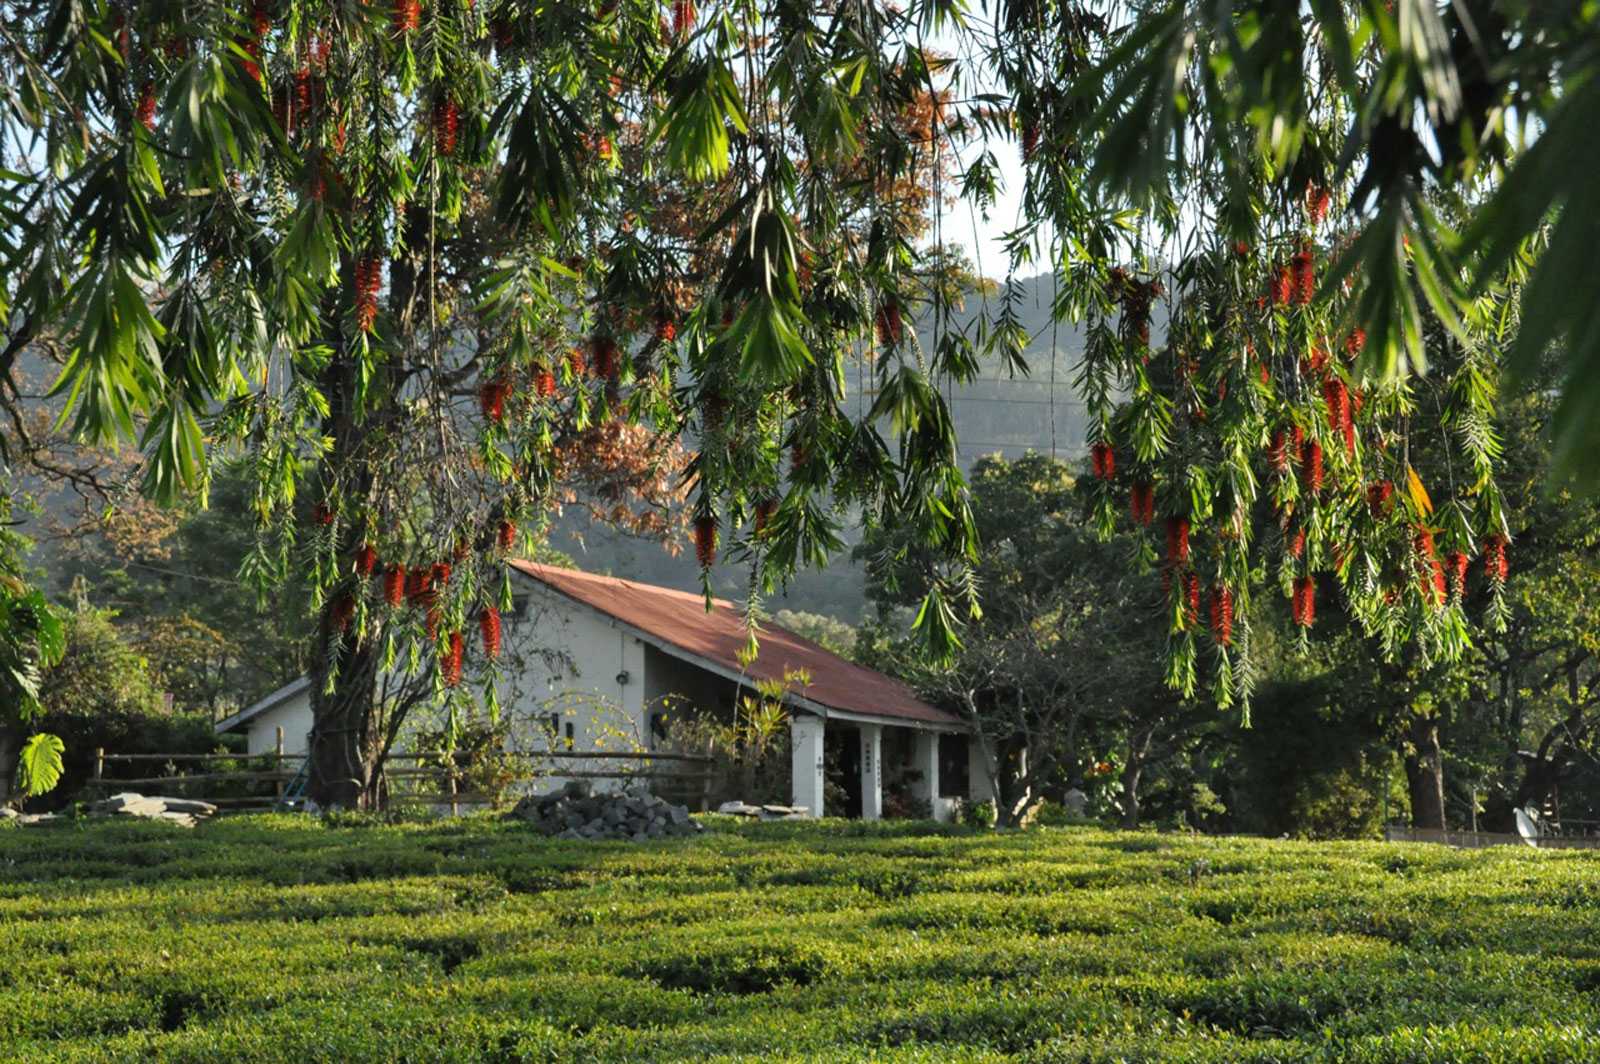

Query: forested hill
[552,273,1092,621]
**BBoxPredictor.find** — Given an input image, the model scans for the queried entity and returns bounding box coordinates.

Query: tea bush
[2,815,1599,1061]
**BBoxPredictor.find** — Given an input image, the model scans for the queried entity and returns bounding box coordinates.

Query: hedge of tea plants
[2,815,1599,1062]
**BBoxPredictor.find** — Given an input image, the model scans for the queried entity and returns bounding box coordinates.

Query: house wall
[243,692,314,757]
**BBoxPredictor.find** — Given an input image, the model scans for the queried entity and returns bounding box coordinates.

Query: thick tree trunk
[1119,724,1154,829]
[1403,716,1446,830]
[0,720,18,804]
[307,629,384,810]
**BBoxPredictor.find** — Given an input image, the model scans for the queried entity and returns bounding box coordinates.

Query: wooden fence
[89,727,716,814]
[1384,825,1600,851]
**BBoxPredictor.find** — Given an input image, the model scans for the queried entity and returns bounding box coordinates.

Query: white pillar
[859,723,883,821]
[909,730,944,821]
[790,714,825,817]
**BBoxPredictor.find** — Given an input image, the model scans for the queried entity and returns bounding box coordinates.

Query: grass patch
[3,815,1599,1060]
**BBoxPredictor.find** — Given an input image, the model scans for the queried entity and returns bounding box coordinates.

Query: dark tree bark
[1403,715,1447,830]
[0,720,18,804]
[1119,724,1155,830]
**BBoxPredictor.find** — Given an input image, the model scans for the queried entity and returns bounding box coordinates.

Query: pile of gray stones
[508,781,704,841]
[1,792,218,828]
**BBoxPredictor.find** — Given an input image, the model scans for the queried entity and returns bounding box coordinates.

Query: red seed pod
[497,519,517,552]
[1209,586,1234,646]
[875,299,904,346]
[1165,516,1190,566]
[442,631,464,686]
[355,543,378,577]
[1367,480,1394,517]
[432,98,459,156]
[1447,550,1469,600]
[1292,576,1316,628]
[136,82,158,132]
[1301,440,1323,493]
[1183,571,1201,626]
[383,565,406,607]
[754,497,780,536]
[1484,534,1509,584]
[592,334,620,380]
[1090,442,1115,481]
[331,594,355,633]
[1288,526,1306,559]
[393,0,421,33]
[479,605,502,660]
[693,514,718,568]
[1129,482,1155,527]
[653,313,677,343]
[533,365,557,398]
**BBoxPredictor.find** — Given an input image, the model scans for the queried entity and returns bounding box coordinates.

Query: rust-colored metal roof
[510,561,963,728]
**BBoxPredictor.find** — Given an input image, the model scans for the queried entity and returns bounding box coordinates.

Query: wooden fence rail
[88,726,718,814]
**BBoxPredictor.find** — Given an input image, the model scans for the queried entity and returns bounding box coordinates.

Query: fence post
[94,747,104,787]
[449,757,460,817]
[275,727,285,802]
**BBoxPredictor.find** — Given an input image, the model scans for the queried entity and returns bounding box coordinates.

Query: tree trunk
[0,719,18,805]
[308,632,384,810]
[1119,724,1154,829]
[1403,715,1446,830]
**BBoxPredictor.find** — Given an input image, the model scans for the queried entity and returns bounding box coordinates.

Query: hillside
[4,816,1597,1062]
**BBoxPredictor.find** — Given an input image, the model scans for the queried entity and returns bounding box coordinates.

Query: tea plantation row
[2,815,1598,1062]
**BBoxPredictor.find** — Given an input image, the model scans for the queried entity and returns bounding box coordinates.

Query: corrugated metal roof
[511,562,963,729]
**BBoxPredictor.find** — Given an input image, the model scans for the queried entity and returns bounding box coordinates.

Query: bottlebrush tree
[989,1,1523,714]
[2,0,977,806]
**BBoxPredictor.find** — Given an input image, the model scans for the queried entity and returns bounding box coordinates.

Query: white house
[216,562,989,820]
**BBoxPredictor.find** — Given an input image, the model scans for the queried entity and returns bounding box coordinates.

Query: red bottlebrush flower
[1306,184,1331,226]
[754,497,780,535]
[1292,576,1316,628]
[309,35,330,68]
[1209,586,1234,646]
[1367,480,1395,517]
[442,631,464,686]
[331,119,348,154]
[1129,482,1155,526]
[293,66,314,126]
[1484,534,1509,583]
[497,519,517,552]
[383,565,406,607]
[136,82,158,132]
[355,543,379,577]
[693,514,718,568]
[313,502,335,526]
[354,255,383,333]
[1321,377,1347,434]
[592,334,620,380]
[1183,571,1201,626]
[1447,550,1469,600]
[1288,526,1306,559]
[425,607,442,640]
[1165,516,1190,566]
[1258,360,1271,386]
[1413,526,1436,561]
[1290,424,1306,452]
[672,0,696,36]
[331,593,355,633]
[1345,328,1366,358]
[1292,246,1315,305]
[1305,344,1330,376]
[479,606,502,660]
[1422,559,1447,607]
[251,0,273,38]
[406,567,435,608]
[1271,264,1294,306]
[533,365,557,398]
[875,299,904,346]
[1090,442,1115,481]
[1232,239,1250,258]
[567,346,588,378]
[653,313,677,343]
[393,0,421,33]
[430,561,452,589]
[240,39,262,82]
[492,16,515,53]
[478,378,509,422]
[1021,120,1040,162]
[432,98,460,156]
[1268,429,1289,474]
[1301,440,1323,493]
